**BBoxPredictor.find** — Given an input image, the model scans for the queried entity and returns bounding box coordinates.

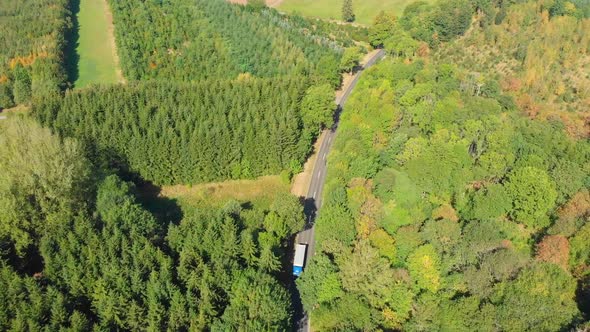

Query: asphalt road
[294,49,385,332]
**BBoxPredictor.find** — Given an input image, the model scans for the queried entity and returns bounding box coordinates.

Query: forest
[367,0,590,136]
[28,0,359,186]
[0,0,72,109]
[33,77,336,185]
[298,58,590,332]
[1,0,349,330]
[435,0,590,137]
[0,117,305,330]
[297,0,590,329]
[108,0,348,87]
[2,0,590,330]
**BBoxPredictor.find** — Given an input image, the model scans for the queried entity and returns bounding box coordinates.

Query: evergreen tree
[342,0,355,22]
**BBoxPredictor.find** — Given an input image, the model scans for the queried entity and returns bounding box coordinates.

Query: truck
[293,243,307,277]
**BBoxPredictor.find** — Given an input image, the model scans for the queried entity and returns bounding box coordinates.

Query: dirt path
[266,0,284,7]
[101,0,125,84]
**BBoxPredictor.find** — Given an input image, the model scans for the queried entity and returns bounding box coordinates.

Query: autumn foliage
[536,235,570,269]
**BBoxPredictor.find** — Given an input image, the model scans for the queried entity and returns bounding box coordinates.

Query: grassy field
[277,0,421,25]
[75,0,120,88]
[160,175,291,209]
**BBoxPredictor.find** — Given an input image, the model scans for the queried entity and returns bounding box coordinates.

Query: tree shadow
[577,274,590,321]
[64,0,81,87]
[88,144,184,229]
[134,180,183,228]
[290,280,307,332]
[331,104,343,131]
[302,196,317,230]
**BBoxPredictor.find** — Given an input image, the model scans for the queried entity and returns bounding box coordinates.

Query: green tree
[342,0,355,22]
[496,263,580,331]
[465,184,512,220]
[300,84,335,133]
[551,159,585,204]
[12,76,31,105]
[214,270,291,331]
[339,47,361,73]
[0,83,13,109]
[407,244,442,292]
[296,253,343,310]
[0,118,91,254]
[369,11,398,48]
[339,241,395,308]
[433,0,473,41]
[505,167,557,229]
[569,222,590,268]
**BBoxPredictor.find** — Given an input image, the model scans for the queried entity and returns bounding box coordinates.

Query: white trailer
[293,243,307,277]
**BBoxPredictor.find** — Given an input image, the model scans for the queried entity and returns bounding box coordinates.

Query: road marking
[317,170,321,179]
[313,190,317,199]
[328,136,332,144]
[323,152,327,161]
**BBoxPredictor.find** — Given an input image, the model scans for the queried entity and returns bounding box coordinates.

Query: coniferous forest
[1,0,590,330]
[0,0,342,329]
[34,79,312,185]
[109,0,345,85]
[0,118,304,330]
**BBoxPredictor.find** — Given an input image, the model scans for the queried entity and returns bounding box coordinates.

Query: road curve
[294,49,385,332]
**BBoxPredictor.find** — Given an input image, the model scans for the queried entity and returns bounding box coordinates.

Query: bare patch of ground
[0,105,29,118]
[267,0,284,7]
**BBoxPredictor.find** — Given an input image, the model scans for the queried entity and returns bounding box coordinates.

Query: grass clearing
[75,0,120,88]
[160,175,291,209]
[278,0,423,25]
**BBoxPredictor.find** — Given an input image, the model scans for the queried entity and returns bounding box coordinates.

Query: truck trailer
[293,243,307,277]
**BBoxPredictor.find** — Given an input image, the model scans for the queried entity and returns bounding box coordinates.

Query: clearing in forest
[278,0,428,25]
[75,0,123,88]
[160,176,291,209]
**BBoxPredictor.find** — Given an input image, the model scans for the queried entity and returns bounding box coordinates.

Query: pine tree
[342,0,355,22]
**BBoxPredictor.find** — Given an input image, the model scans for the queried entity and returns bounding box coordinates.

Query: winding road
[294,49,385,331]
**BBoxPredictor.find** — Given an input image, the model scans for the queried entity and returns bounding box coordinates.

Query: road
[294,49,385,331]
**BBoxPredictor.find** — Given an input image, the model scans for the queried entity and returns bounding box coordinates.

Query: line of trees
[297,56,590,330]
[0,117,305,330]
[0,0,72,109]
[33,78,335,185]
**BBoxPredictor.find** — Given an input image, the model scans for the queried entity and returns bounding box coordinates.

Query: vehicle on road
[293,243,307,277]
